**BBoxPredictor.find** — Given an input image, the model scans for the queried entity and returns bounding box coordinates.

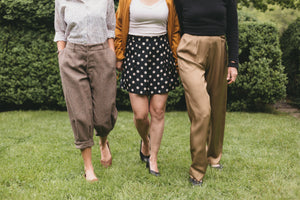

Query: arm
[115,0,125,71]
[106,0,116,41]
[54,0,67,54]
[174,0,183,36]
[54,0,67,45]
[171,5,181,66]
[226,0,239,84]
[107,0,118,69]
[226,0,239,69]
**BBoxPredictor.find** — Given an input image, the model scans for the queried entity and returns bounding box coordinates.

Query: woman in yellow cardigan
[115,0,180,176]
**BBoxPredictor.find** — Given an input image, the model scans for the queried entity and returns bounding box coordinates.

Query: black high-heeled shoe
[146,159,160,176]
[140,140,150,162]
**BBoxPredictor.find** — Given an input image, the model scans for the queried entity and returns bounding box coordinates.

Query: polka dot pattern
[121,35,179,95]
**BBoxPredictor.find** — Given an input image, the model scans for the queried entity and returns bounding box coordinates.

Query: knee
[134,112,148,123]
[150,107,165,121]
[193,106,211,121]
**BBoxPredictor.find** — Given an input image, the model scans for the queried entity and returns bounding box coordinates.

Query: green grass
[0,111,299,199]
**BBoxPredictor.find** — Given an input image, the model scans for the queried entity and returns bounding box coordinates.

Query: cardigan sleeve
[170,2,181,66]
[114,0,126,61]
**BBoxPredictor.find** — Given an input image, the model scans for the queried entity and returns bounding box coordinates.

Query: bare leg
[99,136,112,167]
[148,93,168,173]
[129,93,150,156]
[81,147,98,182]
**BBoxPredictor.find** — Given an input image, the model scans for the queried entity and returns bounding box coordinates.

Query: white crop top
[129,0,168,36]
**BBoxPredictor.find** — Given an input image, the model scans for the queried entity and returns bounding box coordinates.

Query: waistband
[183,33,226,40]
[66,41,109,51]
[128,34,167,39]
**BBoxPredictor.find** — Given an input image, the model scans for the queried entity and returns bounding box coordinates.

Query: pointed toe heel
[146,159,160,177]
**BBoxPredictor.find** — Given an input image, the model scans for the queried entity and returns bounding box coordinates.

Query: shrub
[238,10,258,22]
[166,81,185,111]
[280,17,300,107]
[228,22,287,111]
[0,24,184,111]
[0,25,65,110]
[0,0,54,29]
[0,2,288,111]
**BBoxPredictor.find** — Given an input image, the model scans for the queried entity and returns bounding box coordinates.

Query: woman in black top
[174,0,239,186]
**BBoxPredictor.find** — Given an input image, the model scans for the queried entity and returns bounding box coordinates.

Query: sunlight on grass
[0,111,299,199]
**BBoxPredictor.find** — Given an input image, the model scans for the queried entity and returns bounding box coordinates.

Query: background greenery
[0,111,299,199]
[0,0,299,111]
[228,20,287,111]
[280,18,300,108]
[238,0,300,11]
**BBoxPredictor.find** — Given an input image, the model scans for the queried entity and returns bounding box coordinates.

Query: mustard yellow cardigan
[115,0,181,65]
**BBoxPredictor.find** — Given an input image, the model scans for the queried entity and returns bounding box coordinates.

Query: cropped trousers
[177,34,228,181]
[58,41,118,150]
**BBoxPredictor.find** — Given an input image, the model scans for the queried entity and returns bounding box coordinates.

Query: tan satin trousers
[177,34,228,181]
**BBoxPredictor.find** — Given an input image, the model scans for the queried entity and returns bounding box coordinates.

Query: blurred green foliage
[280,18,300,107]
[228,22,287,111]
[239,0,300,11]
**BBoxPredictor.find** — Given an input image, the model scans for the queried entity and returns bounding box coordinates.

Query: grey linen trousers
[58,41,118,149]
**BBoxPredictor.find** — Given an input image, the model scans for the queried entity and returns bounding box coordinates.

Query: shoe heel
[140,140,150,163]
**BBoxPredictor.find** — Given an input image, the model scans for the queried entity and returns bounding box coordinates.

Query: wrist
[57,49,64,54]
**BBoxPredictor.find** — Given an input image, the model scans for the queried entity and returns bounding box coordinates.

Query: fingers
[227,71,231,83]
[227,67,238,85]
[116,61,123,72]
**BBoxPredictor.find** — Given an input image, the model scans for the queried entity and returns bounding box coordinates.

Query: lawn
[0,111,299,199]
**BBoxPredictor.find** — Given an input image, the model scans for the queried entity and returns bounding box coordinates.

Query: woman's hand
[116,60,123,72]
[227,67,238,84]
[56,41,66,55]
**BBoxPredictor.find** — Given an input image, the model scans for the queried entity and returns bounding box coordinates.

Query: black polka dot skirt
[120,34,179,95]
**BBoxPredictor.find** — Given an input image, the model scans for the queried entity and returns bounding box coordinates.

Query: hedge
[0,0,54,29]
[0,25,184,111]
[0,1,287,111]
[228,22,287,111]
[0,25,64,110]
[280,17,300,107]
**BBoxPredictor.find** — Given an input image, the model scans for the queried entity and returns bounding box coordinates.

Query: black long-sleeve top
[174,0,239,68]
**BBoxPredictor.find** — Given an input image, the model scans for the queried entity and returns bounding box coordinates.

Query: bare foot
[100,141,112,167]
[84,169,98,182]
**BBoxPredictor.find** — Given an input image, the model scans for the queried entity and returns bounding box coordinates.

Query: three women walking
[54,0,238,185]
